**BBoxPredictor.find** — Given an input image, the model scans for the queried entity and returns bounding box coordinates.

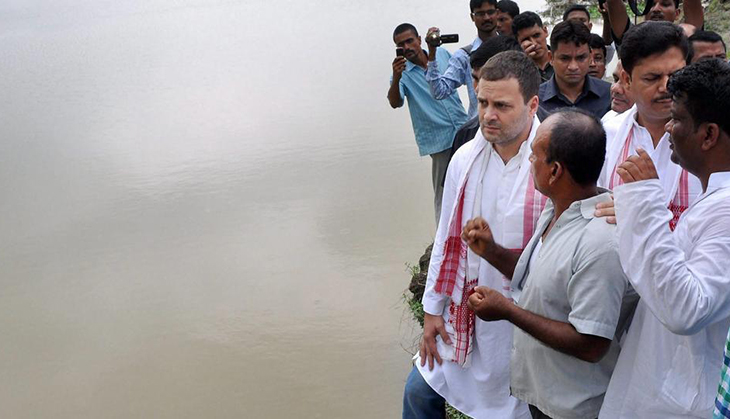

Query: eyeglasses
[471,9,497,18]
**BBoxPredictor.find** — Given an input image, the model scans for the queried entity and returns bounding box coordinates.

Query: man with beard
[605,0,703,51]
[600,58,730,419]
[601,60,635,123]
[538,21,612,118]
[425,0,499,120]
[402,51,543,419]
[597,22,703,230]
[388,23,468,225]
[512,12,553,83]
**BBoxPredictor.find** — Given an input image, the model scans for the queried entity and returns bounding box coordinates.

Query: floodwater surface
[0,0,542,416]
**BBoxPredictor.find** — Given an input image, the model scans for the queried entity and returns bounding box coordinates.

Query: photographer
[425,0,499,120]
[388,23,467,225]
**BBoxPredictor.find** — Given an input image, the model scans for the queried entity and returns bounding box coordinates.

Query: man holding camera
[388,23,468,224]
[425,0,499,120]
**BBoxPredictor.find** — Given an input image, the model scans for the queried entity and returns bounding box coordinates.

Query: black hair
[393,23,419,40]
[512,11,543,37]
[470,36,522,68]
[687,30,727,63]
[589,34,607,62]
[496,0,520,18]
[667,59,730,137]
[546,109,606,186]
[550,20,591,50]
[480,50,541,102]
[619,21,688,74]
[470,0,498,12]
[562,4,591,22]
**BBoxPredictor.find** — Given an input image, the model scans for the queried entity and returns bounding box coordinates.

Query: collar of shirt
[550,190,613,229]
[703,171,730,196]
[629,108,671,150]
[471,37,482,51]
[542,75,602,103]
[405,50,429,72]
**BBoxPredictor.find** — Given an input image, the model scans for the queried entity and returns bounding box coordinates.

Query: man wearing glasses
[425,0,499,120]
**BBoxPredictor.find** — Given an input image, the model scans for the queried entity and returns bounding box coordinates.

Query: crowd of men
[387,0,730,418]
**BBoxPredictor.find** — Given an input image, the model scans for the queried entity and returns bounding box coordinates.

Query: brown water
[0,0,541,416]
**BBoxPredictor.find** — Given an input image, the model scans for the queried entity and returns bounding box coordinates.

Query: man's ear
[620,69,632,93]
[700,122,721,152]
[528,95,540,118]
[549,161,563,185]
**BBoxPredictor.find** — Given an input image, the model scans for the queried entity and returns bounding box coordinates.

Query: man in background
[496,0,519,36]
[563,4,616,64]
[425,0,499,120]
[513,12,553,82]
[602,60,635,122]
[589,34,608,79]
[688,30,727,63]
[388,23,468,224]
[538,21,611,118]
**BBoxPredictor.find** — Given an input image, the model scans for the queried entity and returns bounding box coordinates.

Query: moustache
[653,94,672,103]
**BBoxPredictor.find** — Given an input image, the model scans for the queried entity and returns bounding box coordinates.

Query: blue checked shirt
[714,328,730,418]
[425,38,481,120]
[392,48,468,156]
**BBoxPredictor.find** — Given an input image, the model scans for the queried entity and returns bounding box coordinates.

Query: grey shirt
[509,192,636,419]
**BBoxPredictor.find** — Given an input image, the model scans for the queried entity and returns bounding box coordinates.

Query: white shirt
[600,172,730,418]
[599,105,702,206]
[418,117,540,419]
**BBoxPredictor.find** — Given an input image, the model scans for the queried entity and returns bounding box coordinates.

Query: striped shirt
[714,328,730,418]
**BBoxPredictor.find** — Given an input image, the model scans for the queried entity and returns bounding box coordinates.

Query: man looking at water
[512,12,553,83]
[538,21,612,118]
[463,109,634,419]
[425,0,499,120]
[600,57,730,419]
[597,22,702,229]
[388,23,468,224]
[402,51,544,419]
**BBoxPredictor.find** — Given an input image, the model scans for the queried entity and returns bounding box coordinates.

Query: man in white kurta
[402,51,544,419]
[598,23,702,226]
[599,58,730,418]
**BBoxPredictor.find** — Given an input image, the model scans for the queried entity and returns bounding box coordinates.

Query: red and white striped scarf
[434,139,546,366]
[609,126,690,231]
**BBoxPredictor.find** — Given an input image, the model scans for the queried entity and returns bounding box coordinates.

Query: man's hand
[594,195,616,224]
[425,27,441,48]
[392,56,406,79]
[521,40,539,58]
[617,148,659,183]
[419,313,452,370]
[467,286,513,322]
[462,217,496,259]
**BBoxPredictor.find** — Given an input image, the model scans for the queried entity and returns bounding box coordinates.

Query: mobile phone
[396,47,405,57]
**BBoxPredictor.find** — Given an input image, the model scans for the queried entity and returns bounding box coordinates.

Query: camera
[428,30,459,45]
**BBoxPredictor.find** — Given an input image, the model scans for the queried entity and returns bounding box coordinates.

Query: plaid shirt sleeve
[714,327,730,418]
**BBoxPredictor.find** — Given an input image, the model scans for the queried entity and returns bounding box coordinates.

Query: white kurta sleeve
[614,179,730,335]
